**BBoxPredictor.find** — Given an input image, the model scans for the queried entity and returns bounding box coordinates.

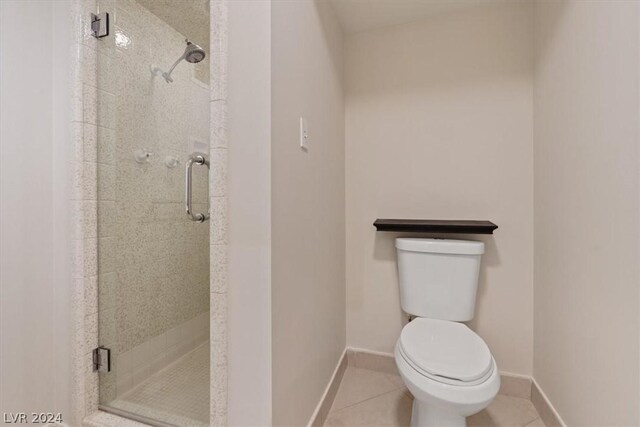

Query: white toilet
[394,238,500,427]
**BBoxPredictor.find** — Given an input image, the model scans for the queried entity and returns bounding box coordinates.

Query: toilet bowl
[393,238,499,426]
[394,318,500,427]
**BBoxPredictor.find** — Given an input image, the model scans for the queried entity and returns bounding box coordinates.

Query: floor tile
[107,342,209,426]
[326,366,545,427]
[468,395,539,427]
[325,389,412,427]
[330,367,404,412]
[384,372,406,390]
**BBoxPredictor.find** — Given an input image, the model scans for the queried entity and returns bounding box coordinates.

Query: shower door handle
[185,152,210,223]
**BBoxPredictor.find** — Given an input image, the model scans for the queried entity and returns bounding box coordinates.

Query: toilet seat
[398,318,493,386]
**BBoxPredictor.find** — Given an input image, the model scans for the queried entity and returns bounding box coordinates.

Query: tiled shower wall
[70,0,228,425]
[94,0,211,402]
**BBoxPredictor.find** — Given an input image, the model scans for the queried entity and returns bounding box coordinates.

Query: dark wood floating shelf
[373,219,498,234]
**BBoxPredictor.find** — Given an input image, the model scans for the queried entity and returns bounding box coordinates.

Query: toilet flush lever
[185,152,210,223]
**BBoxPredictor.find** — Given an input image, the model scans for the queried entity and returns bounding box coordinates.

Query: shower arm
[161,53,187,83]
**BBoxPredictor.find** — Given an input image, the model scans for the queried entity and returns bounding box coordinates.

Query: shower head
[184,41,206,64]
[157,40,206,83]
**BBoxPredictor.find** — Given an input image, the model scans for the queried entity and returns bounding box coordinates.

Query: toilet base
[411,400,466,427]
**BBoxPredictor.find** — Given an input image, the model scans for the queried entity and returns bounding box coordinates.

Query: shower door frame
[68,0,229,425]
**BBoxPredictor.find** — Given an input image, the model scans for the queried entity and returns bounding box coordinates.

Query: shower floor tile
[108,341,210,426]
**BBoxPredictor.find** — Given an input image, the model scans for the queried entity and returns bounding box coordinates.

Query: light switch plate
[300,117,309,151]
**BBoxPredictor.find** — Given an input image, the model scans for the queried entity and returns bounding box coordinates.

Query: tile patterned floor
[324,367,545,427]
[107,341,210,426]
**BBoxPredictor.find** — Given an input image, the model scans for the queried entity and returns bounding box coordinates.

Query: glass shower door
[95,0,211,425]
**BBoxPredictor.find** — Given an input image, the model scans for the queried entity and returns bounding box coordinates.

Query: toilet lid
[399,318,492,383]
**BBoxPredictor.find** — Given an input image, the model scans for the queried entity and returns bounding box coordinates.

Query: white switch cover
[300,117,309,151]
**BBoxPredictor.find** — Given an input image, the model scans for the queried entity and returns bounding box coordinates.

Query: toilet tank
[395,238,484,321]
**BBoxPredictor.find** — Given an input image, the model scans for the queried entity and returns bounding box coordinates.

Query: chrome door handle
[185,152,210,222]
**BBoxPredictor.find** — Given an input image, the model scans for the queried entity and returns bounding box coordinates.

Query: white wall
[533,2,640,425]
[345,2,534,376]
[0,0,73,423]
[227,0,272,425]
[271,0,346,425]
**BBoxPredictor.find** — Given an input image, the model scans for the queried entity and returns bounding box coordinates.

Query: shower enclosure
[92,0,212,424]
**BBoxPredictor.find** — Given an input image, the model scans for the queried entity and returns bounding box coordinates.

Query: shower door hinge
[91,12,110,39]
[93,346,111,373]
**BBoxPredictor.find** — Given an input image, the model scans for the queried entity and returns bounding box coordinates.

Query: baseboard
[498,371,533,399]
[307,349,348,427]
[531,378,567,427]
[346,347,398,374]
[346,348,532,398]
[347,347,532,399]
[342,348,567,426]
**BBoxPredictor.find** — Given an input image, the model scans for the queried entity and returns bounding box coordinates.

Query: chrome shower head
[156,39,206,83]
[184,41,206,64]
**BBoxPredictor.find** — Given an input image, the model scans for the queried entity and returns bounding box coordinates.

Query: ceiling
[328,0,490,34]
[135,0,210,53]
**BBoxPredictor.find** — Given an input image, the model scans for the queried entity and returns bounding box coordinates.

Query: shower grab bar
[185,152,210,223]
